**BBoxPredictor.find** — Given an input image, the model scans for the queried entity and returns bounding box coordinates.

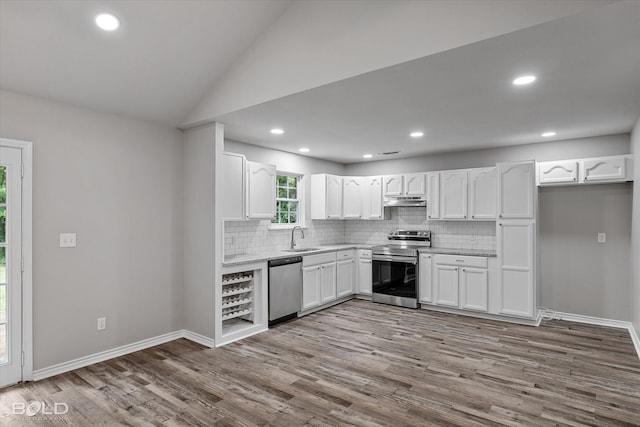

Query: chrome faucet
[290,226,305,249]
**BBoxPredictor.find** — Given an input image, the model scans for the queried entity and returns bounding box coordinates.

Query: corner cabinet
[246,161,276,219]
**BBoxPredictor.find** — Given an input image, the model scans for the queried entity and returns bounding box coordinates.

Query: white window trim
[269,171,305,230]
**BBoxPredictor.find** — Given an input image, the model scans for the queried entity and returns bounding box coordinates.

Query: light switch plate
[60,233,77,248]
[597,233,606,243]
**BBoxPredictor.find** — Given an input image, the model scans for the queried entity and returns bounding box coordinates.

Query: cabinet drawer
[336,250,354,260]
[303,252,337,267]
[358,249,372,259]
[434,254,487,268]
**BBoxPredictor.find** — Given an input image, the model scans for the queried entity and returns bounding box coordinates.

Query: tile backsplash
[344,207,496,250]
[224,220,345,256]
[224,207,496,256]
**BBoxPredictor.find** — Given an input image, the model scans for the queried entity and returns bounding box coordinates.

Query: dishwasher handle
[268,256,303,267]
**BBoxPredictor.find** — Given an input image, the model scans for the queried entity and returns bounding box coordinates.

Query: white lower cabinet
[357,249,372,295]
[320,262,337,304]
[497,220,535,318]
[302,251,358,312]
[302,265,322,310]
[336,250,355,298]
[435,265,459,307]
[418,253,433,303]
[429,254,489,312]
[459,267,488,311]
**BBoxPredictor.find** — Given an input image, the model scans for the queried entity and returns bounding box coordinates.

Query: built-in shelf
[221,270,254,328]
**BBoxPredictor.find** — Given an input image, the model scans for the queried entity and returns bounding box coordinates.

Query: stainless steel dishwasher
[268,256,303,326]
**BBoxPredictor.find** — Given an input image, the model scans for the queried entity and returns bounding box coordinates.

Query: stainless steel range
[372,230,431,309]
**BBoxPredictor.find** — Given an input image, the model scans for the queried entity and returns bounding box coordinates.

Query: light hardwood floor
[2,299,640,426]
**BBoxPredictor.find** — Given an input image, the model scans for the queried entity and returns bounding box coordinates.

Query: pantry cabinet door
[497,220,535,318]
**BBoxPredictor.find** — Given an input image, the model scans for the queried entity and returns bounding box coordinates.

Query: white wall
[183,0,609,126]
[631,116,640,333]
[345,134,630,175]
[0,90,183,370]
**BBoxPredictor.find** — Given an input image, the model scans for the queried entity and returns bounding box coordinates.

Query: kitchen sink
[283,247,321,253]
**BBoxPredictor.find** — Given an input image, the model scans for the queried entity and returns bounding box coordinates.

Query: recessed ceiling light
[410,131,424,138]
[513,75,536,86]
[270,128,284,135]
[541,131,556,137]
[299,148,310,153]
[95,13,119,31]
[362,154,373,159]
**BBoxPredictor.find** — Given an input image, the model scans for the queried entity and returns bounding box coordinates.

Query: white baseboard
[551,311,640,361]
[181,329,216,348]
[33,330,215,381]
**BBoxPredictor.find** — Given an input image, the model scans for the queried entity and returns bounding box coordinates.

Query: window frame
[270,171,305,230]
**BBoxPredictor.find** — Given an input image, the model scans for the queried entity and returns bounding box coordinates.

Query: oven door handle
[373,255,417,264]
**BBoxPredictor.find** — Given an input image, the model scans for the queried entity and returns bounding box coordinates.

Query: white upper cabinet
[222,152,246,221]
[383,173,426,197]
[383,175,404,197]
[538,160,579,185]
[468,167,497,220]
[537,155,633,186]
[326,175,343,219]
[497,161,535,219]
[342,177,362,219]
[427,172,440,220]
[440,170,467,219]
[581,155,631,183]
[311,174,343,219]
[246,161,276,219]
[362,176,383,220]
[404,173,427,196]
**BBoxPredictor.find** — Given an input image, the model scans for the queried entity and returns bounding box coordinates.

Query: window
[272,173,302,226]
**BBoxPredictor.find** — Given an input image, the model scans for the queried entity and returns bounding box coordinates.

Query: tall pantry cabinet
[496,161,537,319]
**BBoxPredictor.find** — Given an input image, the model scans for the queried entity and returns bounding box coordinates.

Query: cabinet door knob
[499,223,503,226]
[499,214,503,218]
[462,268,466,272]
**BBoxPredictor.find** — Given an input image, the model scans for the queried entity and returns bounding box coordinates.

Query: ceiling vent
[380,151,400,156]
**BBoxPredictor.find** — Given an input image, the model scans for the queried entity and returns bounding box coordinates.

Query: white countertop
[223,244,496,266]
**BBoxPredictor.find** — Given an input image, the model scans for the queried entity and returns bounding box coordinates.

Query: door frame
[0,138,33,382]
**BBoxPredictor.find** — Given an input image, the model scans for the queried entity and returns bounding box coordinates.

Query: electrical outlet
[97,317,106,331]
[59,233,77,248]
[597,233,606,243]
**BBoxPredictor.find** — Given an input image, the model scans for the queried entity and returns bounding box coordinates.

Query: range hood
[384,196,427,207]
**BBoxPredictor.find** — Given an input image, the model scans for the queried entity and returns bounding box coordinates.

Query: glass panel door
[0,147,22,387]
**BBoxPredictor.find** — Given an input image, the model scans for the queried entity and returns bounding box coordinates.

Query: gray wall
[539,184,632,320]
[0,90,184,370]
[183,125,217,338]
[344,134,630,175]
[631,116,640,333]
